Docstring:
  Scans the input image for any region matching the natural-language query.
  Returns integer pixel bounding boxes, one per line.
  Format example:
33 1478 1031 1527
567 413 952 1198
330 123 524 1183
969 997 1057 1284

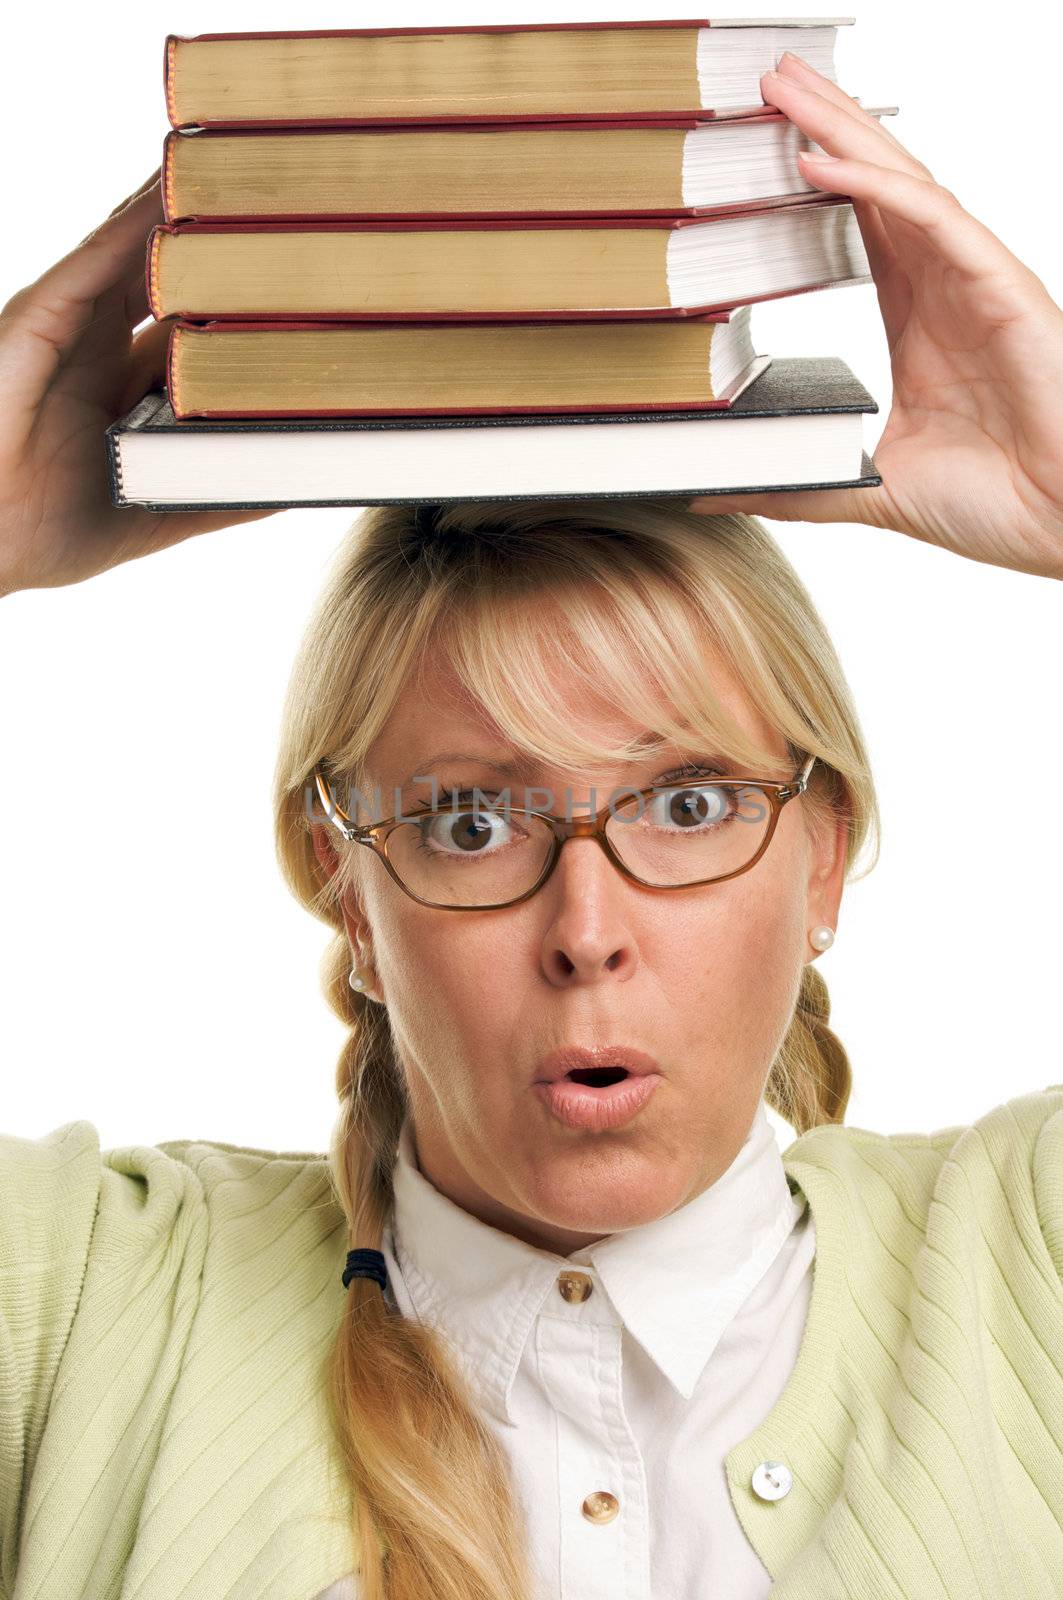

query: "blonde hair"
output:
272 497 880 1600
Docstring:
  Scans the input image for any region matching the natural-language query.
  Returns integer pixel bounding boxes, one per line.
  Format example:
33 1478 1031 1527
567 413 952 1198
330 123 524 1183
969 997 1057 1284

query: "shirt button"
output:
557 1269 594 1303
751 1460 792 1501
581 1491 620 1524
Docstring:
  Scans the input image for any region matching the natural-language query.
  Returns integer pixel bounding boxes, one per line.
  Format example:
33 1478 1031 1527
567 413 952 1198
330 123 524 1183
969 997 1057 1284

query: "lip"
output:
535 1044 663 1084
534 1074 661 1131
533 1044 663 1132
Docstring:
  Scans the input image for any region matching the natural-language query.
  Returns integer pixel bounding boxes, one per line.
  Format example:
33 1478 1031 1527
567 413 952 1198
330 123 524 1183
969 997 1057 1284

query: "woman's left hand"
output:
688 51 1063 581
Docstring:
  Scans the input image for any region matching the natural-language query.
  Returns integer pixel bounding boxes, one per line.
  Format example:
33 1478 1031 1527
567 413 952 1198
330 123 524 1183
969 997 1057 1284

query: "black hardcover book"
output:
107 355 880 512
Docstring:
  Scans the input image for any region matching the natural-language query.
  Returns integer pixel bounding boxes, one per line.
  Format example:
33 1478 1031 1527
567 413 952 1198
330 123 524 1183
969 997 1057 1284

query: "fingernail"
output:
765 66 813 94
799 150 841 163
780 50 811 71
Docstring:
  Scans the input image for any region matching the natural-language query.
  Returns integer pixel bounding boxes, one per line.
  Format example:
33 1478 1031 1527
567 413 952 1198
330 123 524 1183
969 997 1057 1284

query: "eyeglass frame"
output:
311 751 818 912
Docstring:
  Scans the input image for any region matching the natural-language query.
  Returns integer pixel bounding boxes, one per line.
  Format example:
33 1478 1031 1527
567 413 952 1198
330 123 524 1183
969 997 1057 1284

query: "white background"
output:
1 3 1061 1157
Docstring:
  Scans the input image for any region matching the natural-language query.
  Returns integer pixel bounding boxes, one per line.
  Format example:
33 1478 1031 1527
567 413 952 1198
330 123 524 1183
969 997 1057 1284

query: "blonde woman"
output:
2 54 1062 1600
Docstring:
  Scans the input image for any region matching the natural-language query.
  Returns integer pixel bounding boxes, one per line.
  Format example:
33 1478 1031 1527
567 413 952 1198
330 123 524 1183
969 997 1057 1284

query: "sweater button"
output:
751 1460 792 1501
557 1270 594 1303
581 1490 620 1523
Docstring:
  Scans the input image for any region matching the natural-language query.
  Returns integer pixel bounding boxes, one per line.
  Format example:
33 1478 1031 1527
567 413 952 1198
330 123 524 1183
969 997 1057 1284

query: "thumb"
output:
79 167 164 246
686 484 880 524
115 316 172 417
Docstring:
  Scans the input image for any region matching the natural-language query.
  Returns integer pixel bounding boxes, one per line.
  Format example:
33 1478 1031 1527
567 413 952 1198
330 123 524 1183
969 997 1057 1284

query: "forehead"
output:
365 650 782 783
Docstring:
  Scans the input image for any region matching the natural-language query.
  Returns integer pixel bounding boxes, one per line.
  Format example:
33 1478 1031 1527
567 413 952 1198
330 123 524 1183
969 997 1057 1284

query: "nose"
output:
538 833 639 986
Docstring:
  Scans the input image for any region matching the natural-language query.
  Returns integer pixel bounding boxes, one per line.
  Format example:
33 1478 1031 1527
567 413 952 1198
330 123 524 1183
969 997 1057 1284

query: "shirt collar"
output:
388 1100 804 1426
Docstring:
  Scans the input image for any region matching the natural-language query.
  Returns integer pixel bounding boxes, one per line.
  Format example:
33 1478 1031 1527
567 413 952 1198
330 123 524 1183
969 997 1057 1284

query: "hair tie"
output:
343 1247 389 1293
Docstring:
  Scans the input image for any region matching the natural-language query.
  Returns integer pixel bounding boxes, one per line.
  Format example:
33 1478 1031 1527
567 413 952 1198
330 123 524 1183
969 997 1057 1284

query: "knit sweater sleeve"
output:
0 1121 211 1600
0 1121 103 1598
1033 1086 1063 1285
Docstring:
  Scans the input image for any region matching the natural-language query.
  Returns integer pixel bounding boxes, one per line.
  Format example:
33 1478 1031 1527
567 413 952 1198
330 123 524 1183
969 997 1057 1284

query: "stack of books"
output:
108 18 892 511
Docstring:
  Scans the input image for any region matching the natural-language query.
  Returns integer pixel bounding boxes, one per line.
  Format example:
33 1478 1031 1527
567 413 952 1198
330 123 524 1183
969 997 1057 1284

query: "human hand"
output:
0 169 277 598
689 52 1063 581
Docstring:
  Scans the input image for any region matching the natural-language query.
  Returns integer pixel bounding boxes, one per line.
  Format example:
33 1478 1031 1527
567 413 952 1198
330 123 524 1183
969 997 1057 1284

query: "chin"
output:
528 1149 684 1233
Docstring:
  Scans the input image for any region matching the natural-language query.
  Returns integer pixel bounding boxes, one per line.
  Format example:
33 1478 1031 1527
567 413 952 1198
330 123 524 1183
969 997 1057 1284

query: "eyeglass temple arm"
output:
782 751 817 798
314 769 366 842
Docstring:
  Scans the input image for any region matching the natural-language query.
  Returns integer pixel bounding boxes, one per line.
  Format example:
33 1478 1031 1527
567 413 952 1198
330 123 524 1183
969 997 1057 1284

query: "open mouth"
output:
565 1066 631 1087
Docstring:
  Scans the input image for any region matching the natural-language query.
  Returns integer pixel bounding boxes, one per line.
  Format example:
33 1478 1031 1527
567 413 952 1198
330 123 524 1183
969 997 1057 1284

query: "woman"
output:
2 53 1062 1600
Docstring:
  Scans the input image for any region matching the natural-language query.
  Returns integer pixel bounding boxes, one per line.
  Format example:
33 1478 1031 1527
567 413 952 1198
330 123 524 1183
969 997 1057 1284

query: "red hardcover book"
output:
146 195 869 324
160 112 904 226
164 20 849 130
164 308 771 422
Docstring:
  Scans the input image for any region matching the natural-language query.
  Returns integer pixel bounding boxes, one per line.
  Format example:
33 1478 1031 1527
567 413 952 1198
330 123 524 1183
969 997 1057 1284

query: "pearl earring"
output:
809 925 835 952
349 968 368 992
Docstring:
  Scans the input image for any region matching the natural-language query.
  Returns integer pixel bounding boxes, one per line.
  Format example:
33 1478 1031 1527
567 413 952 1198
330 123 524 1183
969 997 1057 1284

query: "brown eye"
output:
434 811 500 853
647 785 733 830
417 808 520 856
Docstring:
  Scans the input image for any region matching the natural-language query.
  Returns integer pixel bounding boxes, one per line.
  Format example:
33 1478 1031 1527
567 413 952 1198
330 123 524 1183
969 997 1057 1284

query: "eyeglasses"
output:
311 752 817 912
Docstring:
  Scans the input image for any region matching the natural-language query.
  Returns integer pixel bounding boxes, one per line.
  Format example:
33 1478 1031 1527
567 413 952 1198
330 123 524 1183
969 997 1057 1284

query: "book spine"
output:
164 35 178 132
162 131 177 223
108 433 125 506
166 323 179 417
147 226 163 320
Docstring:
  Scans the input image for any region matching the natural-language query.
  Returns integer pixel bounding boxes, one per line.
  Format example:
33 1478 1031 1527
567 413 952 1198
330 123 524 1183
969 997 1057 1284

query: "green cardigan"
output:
3 1084 1063 1600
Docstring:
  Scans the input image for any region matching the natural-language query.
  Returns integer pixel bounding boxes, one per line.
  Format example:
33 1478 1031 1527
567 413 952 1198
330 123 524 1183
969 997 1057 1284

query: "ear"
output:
804 803 849 961
310 825 381 995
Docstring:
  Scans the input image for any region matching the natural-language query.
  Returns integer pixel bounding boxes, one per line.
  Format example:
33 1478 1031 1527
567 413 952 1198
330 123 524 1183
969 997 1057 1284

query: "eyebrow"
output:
400 752 539 787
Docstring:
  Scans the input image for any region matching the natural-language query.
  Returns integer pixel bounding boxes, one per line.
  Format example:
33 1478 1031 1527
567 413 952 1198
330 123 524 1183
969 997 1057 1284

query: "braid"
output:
766 963 852 1134
319 928 533 1600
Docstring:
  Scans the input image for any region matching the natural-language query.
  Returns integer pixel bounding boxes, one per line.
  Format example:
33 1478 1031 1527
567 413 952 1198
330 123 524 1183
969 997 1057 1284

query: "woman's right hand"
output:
0 169 278 598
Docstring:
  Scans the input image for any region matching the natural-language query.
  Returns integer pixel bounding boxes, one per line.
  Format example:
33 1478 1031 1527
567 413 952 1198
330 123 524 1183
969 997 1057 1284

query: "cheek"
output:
674 863 805 1062
376 903 507 1084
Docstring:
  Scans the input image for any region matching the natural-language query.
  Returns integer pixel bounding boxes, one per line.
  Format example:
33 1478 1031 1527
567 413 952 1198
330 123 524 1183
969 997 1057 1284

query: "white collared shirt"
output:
318 1097 815 1600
